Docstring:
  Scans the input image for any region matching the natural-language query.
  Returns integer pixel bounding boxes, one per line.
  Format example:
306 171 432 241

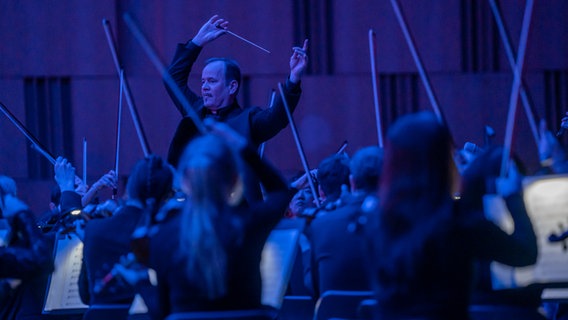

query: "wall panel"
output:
0 0 567 214
0 1 116 76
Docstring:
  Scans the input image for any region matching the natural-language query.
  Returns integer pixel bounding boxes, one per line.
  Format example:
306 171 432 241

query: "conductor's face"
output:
201 61 234 111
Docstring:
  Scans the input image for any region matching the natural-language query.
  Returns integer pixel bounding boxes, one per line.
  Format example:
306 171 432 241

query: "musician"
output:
126 121 295 318
461 146 545 313
0 176 54 319
308 146 383 299
365 111 537 320
286 169 318 218
315 153 351 209
283 154 351 297
165 14 308 201
76 155 173 305
538 119 568 174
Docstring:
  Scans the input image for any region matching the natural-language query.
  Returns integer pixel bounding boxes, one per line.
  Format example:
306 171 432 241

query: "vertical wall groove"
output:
293 0 333 75
461 0 499 72
24 76 73 179
379 73 420 127
545 70 568 141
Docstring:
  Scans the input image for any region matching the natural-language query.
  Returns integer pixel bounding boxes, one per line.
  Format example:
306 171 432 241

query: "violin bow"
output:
488 0 540 147
113 69 125 199
336 140 348 155
278 83 321 208
102 18 152 157
83 137 87 185
0 100 56 164
389 0 446 125
258 89 276 159
368 29 384 148
500 0 534 178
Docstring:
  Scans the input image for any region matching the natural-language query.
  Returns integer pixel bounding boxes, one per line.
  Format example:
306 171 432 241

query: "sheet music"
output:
541 288 568 302
260 228 300 309
43 234 89 313
485 175 568 289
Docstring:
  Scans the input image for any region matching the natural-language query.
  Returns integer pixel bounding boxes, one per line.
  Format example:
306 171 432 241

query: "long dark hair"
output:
126 155 174 207
177 134 240 299
374 111 456 294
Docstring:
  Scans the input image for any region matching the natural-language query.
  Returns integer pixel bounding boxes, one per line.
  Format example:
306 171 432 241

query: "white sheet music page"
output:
484 175 568 288
521 175 568 284
260 228 299 309
43 233 89 313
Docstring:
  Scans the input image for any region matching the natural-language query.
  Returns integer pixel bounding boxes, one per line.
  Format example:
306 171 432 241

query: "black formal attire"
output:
308 192 372 299
368 193 538 320
81 204 144 305
146 147 295 319
165 40 301 202
0 210 54 320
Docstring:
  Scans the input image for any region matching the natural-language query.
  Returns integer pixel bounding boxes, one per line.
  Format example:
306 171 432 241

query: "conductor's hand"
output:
192 15 229 47
290 39 309 83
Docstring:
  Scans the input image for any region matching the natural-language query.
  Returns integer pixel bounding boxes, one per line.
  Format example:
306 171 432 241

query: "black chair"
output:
278 295 315 320
312 290 374 320
164 309 277 320
82 304 130 320
357 298 377 320
469 304 547 320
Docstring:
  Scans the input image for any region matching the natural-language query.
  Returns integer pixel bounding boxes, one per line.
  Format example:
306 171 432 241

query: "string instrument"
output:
0 102 119 235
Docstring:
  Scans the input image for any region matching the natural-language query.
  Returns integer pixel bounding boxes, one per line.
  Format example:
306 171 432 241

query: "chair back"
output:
164 309 277 320
469 304 547 320
313 290 373 320
82 304 130 320
279 295 315 320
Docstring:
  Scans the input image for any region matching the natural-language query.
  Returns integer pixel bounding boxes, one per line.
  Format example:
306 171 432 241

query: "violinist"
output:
73 155 173 305
287 154 351 297
114 121 295 318
0 175 54 319
308 146 383 299
286 169 318 219
365 111 537 320
38 160 118 234
314 153 351 209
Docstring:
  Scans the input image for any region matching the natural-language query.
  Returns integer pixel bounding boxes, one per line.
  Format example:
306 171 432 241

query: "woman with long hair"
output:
367 111 537 320
147 122 294 317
